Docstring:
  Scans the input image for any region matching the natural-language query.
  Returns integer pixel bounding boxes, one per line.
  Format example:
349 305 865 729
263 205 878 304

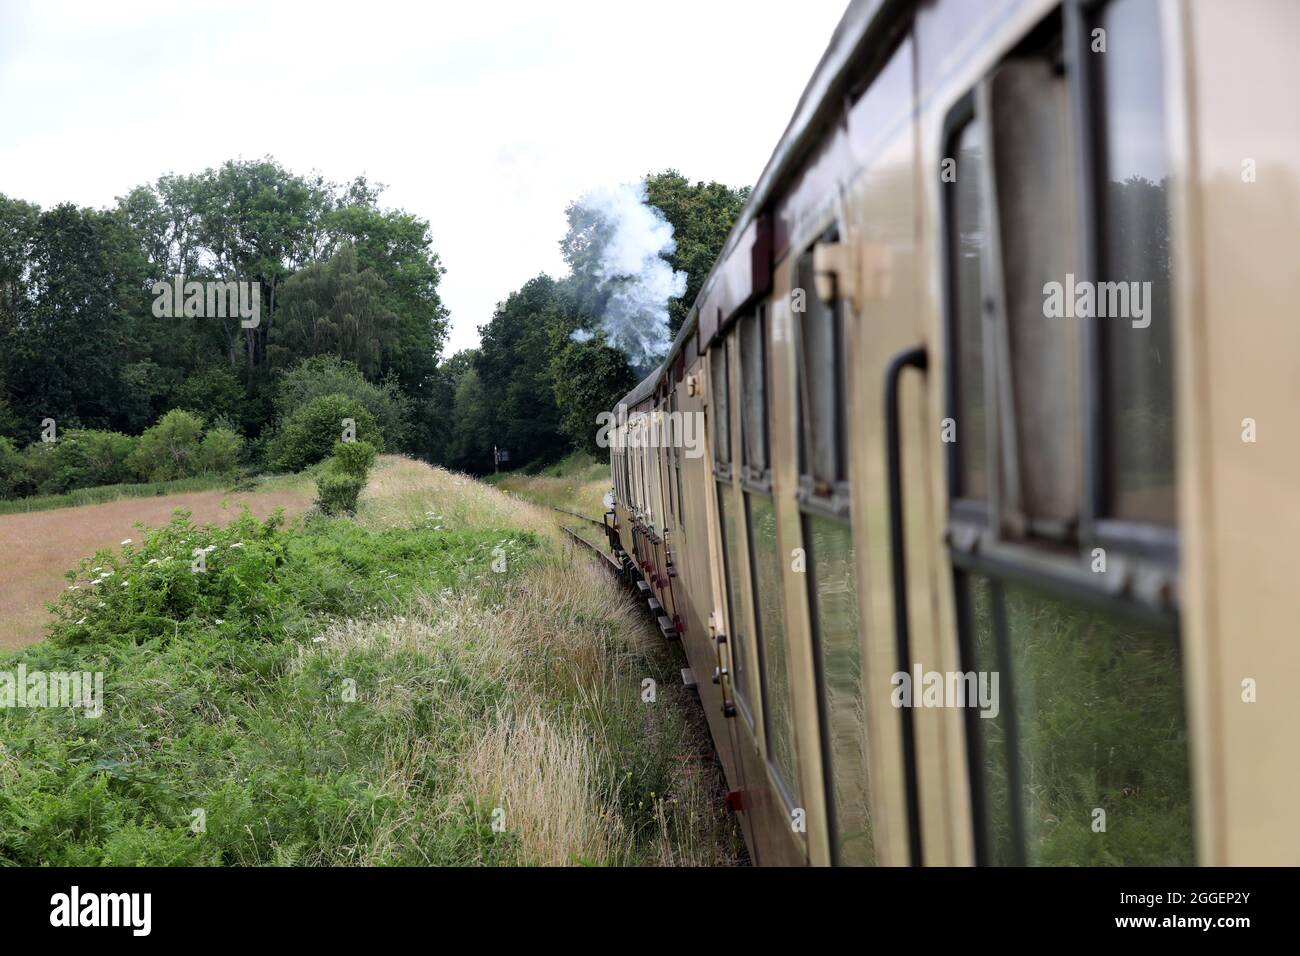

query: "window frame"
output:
940 0 1187 866
1067 0 1180 564
793 227 872 864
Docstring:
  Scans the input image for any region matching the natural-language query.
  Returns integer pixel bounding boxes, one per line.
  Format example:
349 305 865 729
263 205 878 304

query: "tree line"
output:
441 171 747 473
0 159 746 487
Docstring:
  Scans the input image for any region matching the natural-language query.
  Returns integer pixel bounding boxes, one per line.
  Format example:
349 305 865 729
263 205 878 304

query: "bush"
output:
16 441 58 496
273 355 412 450
127 409 205 482
0 437 21 498
45 429 137 493
315 440 377 515
198 427 244 475
315 469 367 516
269 394 383 473
331 440 376 478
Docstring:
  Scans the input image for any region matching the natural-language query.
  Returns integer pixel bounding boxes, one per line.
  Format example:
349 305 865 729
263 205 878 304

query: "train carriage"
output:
608 0 1300 865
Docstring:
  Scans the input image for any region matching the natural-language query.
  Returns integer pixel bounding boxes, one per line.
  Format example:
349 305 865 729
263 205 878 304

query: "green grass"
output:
969 578 1194 866
0 457 740 866
0 472 306 516
485 451 610 519
0 507 540 865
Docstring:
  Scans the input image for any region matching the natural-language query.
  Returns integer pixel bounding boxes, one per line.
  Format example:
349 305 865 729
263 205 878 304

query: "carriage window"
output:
740 309 769 483
794 236 871 862
671 390 685 527
663 401 676 523
795 243 844 496
748 494 800 806
805 513 873 864
943 0 1189 866
963 574 1193 865
711 344 730 467
718 485 752 715
1093 0 1175 526
949 117 989 502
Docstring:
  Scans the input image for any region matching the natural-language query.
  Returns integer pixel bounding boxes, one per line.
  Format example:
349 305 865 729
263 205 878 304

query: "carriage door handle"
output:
884 344 927 867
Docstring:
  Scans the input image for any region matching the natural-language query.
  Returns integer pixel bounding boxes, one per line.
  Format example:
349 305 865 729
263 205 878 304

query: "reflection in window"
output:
718 485 752 713
951 119 988 499
966 575 1193 865
1095 0 1175 525
806 514 873 865
740 311 768 480
711 345 729 465
748 494 799 804
795 248 844 493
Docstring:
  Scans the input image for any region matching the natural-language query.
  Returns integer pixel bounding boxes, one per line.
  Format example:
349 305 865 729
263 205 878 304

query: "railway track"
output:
547 506 623 572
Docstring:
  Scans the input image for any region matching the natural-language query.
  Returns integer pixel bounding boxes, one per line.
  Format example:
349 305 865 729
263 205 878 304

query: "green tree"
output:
447 368 494 473
268 394 383 472
0 436 21 498
171 365 248 431
474 275 570 469
46 429 137 492
323 196 449 400
642 171 749 338
273 355 411 451
268 244 399 378
550 334 636 456
127 409 206 481
422 349 477 465
197 427 244 475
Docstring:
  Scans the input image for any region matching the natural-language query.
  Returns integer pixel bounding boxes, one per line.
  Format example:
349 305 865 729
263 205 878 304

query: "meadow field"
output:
0 455 740 866
0 475 314 648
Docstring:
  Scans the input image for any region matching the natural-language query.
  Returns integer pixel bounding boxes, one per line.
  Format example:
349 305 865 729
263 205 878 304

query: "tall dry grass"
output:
303 454 741 866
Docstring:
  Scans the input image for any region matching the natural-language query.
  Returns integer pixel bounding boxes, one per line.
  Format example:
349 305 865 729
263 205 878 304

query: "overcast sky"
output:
0 0 848 356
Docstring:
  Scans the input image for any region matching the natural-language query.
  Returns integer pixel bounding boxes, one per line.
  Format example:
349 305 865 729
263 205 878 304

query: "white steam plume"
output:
568 182 686 374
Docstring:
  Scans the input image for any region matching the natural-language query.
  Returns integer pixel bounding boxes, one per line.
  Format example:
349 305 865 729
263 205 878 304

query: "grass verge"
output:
0 472 306 516
484 451 610 520
0 455 740 866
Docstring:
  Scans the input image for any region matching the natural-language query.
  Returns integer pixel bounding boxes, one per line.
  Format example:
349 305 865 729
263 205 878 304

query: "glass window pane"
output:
711 344 729 465
966 575 1194 865
952 119 989 499
747 493 799 803
796 251 841 492
806 513 873 865
1095 0 1176 525
717 483 752 712
740 312 768 476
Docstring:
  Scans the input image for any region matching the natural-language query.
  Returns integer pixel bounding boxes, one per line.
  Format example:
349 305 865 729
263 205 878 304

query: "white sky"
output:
0 0 848 356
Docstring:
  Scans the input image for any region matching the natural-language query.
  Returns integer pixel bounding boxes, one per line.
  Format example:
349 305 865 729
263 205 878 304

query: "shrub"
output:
16 440 58 496
315 440 377 515
273 355 412 450
46 429 137 493
198 427 244 475
331 440 376 478
127 409 205 482
269 394 382 472
0 436 21 498
315 469 367 516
